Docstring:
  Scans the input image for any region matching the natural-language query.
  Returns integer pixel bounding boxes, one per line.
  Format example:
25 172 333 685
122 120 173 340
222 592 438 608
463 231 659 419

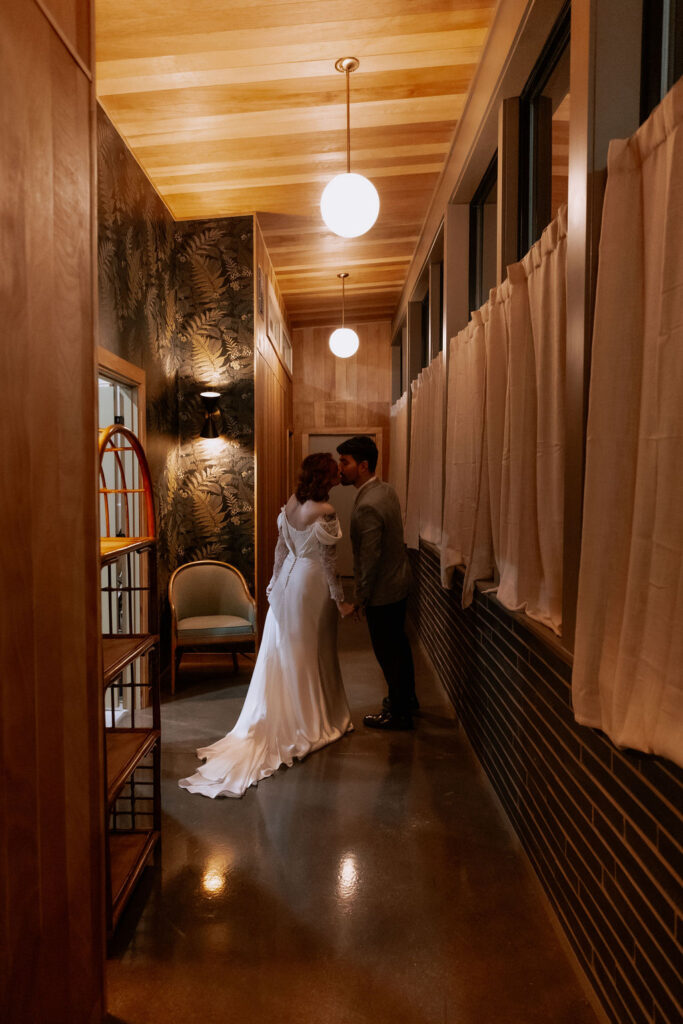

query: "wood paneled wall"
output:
291 320 393 470
254 218 293 633
0 0 105 1021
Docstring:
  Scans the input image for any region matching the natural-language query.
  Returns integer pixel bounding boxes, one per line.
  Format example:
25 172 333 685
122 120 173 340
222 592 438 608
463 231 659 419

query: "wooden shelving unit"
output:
99 424 161 937
103 634 158 687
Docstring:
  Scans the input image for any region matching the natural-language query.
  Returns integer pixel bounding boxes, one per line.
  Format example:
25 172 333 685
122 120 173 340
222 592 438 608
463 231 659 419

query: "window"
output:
391 331 404 403
641 0 683 121
469 153 498 312
421 292 430 368
518 2 571 254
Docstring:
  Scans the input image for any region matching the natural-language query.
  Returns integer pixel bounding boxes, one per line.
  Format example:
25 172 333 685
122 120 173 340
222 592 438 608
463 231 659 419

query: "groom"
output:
337 435 418 730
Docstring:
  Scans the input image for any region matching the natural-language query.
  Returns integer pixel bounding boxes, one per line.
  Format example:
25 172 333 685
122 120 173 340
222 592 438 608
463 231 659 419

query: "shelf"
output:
106 728 160 806
100 536 155 564
109 830 160 929
100 426 160 936
102 634 158 686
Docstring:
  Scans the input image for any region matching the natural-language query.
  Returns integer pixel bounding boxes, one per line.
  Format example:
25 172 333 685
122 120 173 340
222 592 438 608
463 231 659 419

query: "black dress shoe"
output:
363 710 414 730
383 695 420 712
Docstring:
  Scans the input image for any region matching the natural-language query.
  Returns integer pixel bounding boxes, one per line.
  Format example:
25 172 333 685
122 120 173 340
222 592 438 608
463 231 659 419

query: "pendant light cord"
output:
342 276 346 327
346 68 351 174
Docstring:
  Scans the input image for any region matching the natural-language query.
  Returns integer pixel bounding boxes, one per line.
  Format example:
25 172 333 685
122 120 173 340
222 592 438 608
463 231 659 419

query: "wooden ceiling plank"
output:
97 46 485 97
147 142 451 182
137 121 455 168
98 0 493 39
159 162 444 196
102 65 478 120
96 10 494 61
122 95 468 147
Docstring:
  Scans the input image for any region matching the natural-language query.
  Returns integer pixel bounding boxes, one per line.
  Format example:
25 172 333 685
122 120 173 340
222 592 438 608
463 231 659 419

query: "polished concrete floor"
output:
107 616 600 1024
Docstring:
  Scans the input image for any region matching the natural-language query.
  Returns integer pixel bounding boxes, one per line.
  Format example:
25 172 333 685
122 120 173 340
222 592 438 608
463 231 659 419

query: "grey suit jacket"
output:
350 478 412 608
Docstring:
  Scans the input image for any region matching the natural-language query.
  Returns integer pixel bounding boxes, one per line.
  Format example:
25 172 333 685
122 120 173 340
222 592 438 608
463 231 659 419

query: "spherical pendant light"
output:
321 173 380 238
320 58 380 239
329 326 359 358
329 273 359 358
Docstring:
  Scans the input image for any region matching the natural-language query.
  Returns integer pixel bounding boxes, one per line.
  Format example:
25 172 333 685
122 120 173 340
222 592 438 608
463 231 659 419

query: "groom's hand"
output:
352 604 364 621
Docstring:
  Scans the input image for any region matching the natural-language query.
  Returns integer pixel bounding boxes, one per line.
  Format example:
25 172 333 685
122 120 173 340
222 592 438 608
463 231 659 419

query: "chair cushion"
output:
177 614 255 638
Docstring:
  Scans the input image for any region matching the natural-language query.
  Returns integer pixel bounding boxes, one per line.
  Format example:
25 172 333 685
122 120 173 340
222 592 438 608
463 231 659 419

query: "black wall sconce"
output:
200 391 222 438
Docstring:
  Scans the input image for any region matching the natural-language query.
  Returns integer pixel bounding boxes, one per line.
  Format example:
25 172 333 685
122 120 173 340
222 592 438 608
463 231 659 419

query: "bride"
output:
179 452 354 799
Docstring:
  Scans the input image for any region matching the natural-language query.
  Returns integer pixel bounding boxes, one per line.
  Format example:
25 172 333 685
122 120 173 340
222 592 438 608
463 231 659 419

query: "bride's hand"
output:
337 601 355 618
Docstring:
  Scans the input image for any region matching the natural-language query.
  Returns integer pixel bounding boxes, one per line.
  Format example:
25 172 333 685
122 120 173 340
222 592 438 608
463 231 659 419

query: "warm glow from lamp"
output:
329 327 359 358
321 173 380 238
202 868 225 895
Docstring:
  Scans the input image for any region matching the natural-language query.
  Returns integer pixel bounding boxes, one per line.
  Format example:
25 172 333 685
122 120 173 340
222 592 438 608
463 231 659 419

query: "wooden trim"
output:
32 0 92 80
97 346 147 449
301 427 384 479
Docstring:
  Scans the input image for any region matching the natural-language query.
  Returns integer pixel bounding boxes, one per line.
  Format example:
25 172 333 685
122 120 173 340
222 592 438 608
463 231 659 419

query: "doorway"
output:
303 429 383 577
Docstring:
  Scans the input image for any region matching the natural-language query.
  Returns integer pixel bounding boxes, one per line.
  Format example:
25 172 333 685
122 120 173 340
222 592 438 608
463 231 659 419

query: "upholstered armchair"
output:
168 560 256 694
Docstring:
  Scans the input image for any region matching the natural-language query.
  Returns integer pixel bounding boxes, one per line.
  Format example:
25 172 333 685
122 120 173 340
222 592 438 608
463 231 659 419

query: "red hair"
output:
295 452 335 503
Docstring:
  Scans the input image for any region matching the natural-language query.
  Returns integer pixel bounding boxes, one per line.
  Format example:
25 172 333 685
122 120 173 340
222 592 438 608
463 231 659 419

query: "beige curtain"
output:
441 208 567 624
405 353 444 548
389 391 409 520
421 355 445 544
496 209 567 634
441 311 494 597
573 79 683 765
484 284 509 574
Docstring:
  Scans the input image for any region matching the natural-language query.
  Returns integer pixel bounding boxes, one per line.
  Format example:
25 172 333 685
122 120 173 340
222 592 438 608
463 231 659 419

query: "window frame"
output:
468 152 498 313
517 1 571 256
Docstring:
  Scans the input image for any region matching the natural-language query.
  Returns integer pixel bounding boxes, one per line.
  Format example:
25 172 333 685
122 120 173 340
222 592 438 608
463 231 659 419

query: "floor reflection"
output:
107 623 599 1024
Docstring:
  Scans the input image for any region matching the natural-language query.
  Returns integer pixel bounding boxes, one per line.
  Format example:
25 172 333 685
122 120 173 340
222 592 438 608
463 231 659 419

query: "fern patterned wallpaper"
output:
97 107 255 609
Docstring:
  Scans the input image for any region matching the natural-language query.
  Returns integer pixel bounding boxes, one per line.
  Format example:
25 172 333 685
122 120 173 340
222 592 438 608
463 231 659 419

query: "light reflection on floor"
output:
106 619 599 1024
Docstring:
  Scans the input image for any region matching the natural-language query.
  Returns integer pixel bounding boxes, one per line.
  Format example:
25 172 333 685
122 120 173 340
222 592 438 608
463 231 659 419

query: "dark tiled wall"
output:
409 545 683 1024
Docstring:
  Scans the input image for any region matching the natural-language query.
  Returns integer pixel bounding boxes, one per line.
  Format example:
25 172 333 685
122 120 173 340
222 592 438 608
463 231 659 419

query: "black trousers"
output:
365 598 416 715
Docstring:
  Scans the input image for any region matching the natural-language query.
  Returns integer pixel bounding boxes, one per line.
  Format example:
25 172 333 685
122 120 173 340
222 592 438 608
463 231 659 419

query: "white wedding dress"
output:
178 507 353 798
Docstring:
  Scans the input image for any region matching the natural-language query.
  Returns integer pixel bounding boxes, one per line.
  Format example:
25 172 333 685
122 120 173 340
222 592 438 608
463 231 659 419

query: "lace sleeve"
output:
318 539 345 604
313 513 344 603
266 527 289 597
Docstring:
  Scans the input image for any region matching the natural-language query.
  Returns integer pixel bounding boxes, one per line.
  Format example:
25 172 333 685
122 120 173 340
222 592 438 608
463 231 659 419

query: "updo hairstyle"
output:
295 452 336 503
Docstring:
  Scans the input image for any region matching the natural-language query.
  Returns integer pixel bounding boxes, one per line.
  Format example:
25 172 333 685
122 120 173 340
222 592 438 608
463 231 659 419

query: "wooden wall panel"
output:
0 1 104 1021
254 217 293 634
36 0 92 73
292 320 392 471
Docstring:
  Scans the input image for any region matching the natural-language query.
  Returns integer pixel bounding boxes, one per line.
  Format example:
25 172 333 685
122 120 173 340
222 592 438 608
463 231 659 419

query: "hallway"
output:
107 622 600 1024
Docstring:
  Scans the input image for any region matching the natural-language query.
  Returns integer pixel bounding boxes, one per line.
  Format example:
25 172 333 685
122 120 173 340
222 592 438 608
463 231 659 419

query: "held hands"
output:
337 601 356 618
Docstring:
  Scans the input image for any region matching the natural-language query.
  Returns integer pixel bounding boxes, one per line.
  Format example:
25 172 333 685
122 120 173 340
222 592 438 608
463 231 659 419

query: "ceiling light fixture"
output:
329 273 359 358
320 57 380 238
